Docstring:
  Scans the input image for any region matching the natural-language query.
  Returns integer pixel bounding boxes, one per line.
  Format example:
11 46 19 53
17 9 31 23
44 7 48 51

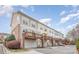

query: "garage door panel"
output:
24 40 37 48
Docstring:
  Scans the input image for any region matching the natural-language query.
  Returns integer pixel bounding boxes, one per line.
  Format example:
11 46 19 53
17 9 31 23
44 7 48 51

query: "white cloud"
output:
60 15 70 23
20 9 26 14
65 23 78 35
21 5 35 12
56 28 66 35
68 5 79 13
60 11 66 16
67 25 73 29
0 5 13 17
60 12 79 23
21 5 30 8
71 5 79 8
66 24 76 29
60 5 79 24
31 6 35 12
39 18 53 27
57 23 77 35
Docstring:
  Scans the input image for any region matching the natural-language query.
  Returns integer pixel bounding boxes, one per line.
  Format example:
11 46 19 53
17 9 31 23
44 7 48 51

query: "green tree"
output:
5 34 16 41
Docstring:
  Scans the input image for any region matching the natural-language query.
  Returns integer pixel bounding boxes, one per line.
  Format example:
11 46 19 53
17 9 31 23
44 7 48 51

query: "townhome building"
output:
11 11 64 48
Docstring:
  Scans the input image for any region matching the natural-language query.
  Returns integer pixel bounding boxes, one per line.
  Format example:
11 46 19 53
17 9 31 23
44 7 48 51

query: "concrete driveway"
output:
33 45 76 54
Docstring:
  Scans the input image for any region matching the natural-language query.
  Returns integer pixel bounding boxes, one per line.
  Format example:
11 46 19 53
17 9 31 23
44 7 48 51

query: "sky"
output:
0 5 79 36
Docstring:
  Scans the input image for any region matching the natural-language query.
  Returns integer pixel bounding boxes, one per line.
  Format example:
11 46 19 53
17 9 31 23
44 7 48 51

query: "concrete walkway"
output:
0 44 10 54
10 49 42 54
0 44 42 54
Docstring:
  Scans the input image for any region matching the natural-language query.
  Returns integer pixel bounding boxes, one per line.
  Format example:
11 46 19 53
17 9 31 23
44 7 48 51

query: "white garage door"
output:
24 40 37 48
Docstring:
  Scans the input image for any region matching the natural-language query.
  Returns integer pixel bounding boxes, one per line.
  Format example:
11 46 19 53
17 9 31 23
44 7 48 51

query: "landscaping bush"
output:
76 38 79 49
5 34 16 41
6 40 20 49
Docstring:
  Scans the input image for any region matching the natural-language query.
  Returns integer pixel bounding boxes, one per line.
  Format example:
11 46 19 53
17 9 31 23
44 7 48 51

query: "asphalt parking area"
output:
33 45 76 54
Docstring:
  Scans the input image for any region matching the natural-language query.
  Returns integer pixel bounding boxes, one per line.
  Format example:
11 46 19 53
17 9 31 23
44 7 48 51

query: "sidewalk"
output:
10 49 42 54
0 44 42 54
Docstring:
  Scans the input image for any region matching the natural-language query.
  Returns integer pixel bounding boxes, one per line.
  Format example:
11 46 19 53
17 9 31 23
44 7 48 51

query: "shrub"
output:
76 38 79 49
6 40 20 49
5 34 16 41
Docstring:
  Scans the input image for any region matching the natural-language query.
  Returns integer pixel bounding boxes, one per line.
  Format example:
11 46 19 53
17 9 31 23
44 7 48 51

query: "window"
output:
52 32 53 34
23 20 28 25
17 16 20 24
17 16 20 21
32 24 35 28
40 27 43 30
55 32 58 36
49 30 51 33
25 22 28 25
45 29 47 31
23 20 25 24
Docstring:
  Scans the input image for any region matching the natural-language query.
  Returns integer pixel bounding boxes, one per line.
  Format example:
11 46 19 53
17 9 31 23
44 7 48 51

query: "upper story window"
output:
52 32 53 34
45 29 47 32
55 32 58 36
25 22 28 25
23 20 25 24
17 16 20 24
40 27 43 30
49 30 51 33
23 20 28 25
17 16 20 21
31 24 35 28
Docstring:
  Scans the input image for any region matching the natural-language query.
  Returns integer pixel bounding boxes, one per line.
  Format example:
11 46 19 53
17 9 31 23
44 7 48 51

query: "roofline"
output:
12 11 64 35
0 33 10 35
